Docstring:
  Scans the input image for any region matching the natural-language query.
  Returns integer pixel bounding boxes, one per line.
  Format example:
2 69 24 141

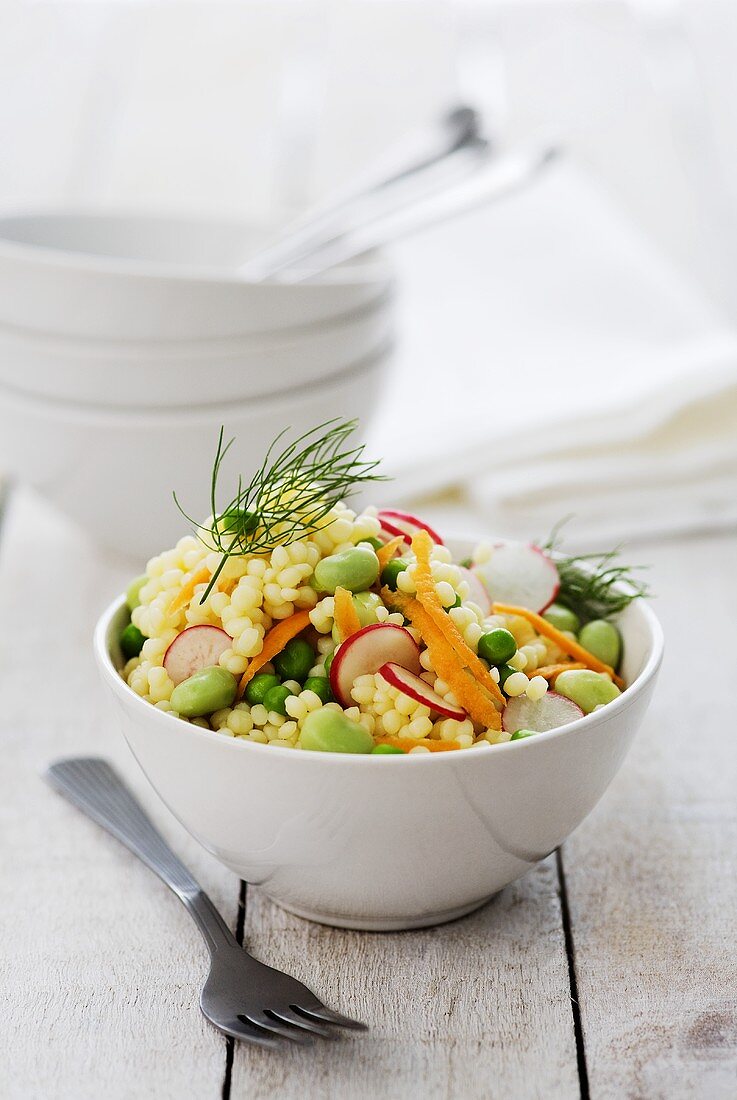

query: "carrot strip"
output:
492 603 625 689
333 586 362 643
385 588 502 731
376 535 404 572
376 736 461 753
533 663 587 683
411 531 505 706
237 609 312 696
168 566 210 615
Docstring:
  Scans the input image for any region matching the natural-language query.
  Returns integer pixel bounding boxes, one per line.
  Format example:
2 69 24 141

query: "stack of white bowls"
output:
0 213 393 559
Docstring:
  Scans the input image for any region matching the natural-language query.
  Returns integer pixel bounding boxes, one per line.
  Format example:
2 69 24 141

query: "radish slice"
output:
460 566 492 614
473 543 559 613
329 623 421 708
377 509 444 546
378 662 466 720
502 691 584 734
163 625 232 685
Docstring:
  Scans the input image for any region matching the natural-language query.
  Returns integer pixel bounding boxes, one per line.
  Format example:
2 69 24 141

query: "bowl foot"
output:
264 894 496 931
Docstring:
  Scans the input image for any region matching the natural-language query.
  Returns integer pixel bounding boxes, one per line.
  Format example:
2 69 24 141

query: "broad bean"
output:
314 546 379 594
578 619 621 669
555 669 621 714
300 708 374 753
170 666 238 718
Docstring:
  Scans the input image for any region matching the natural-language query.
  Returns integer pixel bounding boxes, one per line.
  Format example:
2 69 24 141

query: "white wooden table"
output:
2 487 736 1099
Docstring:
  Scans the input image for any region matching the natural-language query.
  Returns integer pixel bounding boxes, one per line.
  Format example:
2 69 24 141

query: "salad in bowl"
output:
97 420 661 928
117 420 645 756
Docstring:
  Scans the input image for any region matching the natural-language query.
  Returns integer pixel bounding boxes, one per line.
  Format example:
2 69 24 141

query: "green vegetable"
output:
171 667 238 718
364 537 384 551
477 628 517 666
324 650 335 677
245 672 280 706
332 591 383 642
510 729 536 741
578 619 621 669
300 709 374 754
381 559 408 590
120 623 146 660
497 664 516 690
543 603 580 634
303 676 332 703
262 684 293 716
174 420 387 603
555 669 621 714
314 545 379 594
126 575 147 612
447 593 462 610
273 637 314 682
539 521 650 623
372 744 406 754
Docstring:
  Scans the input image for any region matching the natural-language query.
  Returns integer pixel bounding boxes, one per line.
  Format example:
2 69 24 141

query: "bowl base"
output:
265 893 496 931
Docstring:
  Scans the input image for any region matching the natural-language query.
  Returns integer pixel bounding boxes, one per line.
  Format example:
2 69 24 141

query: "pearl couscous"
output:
117 422 632 754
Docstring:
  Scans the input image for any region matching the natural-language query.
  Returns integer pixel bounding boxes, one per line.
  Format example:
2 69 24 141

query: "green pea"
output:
380 559 408 590
578 619 621 669
273 638 314 682
372 744 406 754
263 684 293 716
324 650 335 677
313 546 380 595
303 676 332 703
126 574 148 612
543 603 580 634
555 669 621 714
497 664 516 690
510 729 537 741
120 623 146 660
447 594 462 610
364 537 384 551
300 709 374 754
245 673 280 706
171 667 238 718
219 509 258 535
477 628 517 666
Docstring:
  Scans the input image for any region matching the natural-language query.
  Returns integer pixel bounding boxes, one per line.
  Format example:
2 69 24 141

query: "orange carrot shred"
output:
534 662 587 683
237 609 312 696
411 531 505 706
376 736 462 753
385 588 502 731
492 603 625 689
376 535 405 572
333 586 362 643
168 566 210 615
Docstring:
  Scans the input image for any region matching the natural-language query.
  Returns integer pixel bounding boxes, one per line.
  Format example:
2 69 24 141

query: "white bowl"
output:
0 211 392 341
0 349 388 558
0 291 394 406
95 537 663 930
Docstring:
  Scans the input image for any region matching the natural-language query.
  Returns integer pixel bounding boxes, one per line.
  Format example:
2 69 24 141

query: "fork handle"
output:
45 757 238 956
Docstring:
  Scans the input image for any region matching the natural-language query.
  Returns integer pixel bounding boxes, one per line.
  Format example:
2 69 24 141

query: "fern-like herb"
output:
538 518 651 623
174 419 387 602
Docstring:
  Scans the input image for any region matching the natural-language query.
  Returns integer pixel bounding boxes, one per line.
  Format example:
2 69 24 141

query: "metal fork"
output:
45 757 366 1048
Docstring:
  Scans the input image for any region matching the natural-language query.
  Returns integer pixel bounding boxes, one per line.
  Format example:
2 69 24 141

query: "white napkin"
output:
366 160 737 546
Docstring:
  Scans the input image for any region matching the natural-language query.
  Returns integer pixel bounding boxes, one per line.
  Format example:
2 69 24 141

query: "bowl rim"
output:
95 537 664 766
0 208 393 289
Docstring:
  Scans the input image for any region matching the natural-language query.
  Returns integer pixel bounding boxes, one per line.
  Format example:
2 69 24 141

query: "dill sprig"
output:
174 419 387 602
538 518 651 623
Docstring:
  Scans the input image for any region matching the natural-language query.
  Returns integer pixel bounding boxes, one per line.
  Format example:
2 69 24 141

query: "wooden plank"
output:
563 531 737 1099
231 859 580 1099
0 489 238 1099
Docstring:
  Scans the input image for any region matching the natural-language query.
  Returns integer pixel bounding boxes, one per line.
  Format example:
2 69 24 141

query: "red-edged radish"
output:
164 625 232 685
377 509 444 546
473 543 559 613
459 566 492 614
329 623 421 708
378 662 467 720
502 691 583 734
